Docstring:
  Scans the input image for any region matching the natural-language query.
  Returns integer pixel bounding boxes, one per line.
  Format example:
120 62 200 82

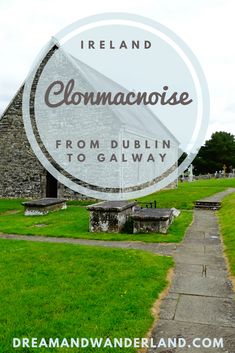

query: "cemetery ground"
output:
0 178 235 352
0 239 173 353
0 178 235 243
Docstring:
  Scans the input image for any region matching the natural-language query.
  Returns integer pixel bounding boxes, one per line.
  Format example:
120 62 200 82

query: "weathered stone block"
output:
87 201 137 233
132 208 174 234
22 198 67 216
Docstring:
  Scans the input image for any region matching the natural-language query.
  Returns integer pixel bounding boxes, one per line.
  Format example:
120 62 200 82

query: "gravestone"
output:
22 198 67 216
188 164 194 182
194 200 221 210
87 201 137 233
131 208 174 234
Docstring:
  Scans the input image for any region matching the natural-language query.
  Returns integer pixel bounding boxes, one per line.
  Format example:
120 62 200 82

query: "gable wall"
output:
0 87 45 198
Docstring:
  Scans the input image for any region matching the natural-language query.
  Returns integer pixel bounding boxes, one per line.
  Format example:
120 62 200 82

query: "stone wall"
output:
0 86 45 198
0 85 92 199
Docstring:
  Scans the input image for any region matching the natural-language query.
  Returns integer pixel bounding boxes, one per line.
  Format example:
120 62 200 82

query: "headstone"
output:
87 201 137 233
188 164 194 182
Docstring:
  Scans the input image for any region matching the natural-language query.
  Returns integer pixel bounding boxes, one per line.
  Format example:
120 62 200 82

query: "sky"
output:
0 0 235 141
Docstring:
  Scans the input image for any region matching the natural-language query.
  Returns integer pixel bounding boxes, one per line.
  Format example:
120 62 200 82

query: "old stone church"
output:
0 41 178 199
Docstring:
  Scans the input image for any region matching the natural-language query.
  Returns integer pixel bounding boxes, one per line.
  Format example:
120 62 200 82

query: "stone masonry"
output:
0 86 83 199
0 87 44 198
0 42 177 199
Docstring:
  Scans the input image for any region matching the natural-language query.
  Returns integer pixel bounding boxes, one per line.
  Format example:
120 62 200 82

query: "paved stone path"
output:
149 188 235 353
0 232 177 255
0 188 234 352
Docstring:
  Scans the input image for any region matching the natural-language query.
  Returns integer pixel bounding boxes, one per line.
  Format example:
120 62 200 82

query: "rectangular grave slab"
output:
132 208 174 234
22 198 67 216
194 200 221 210
87 201 137 233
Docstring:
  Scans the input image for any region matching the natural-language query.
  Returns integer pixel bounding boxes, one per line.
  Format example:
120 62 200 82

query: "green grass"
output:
0 198 24 213
1 178 234 243
0 201 192 243
218 192 235 277
138 178 235 209
69 178 235 210
0 239 173 353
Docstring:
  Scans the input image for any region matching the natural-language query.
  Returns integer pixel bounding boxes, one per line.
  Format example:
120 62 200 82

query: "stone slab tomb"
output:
87 201 137 233
22 198 67 216
194 200 221 210
132 208 174 234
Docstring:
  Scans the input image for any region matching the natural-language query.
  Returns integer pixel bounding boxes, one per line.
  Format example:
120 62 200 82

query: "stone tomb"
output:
22 198 67 216
132 208 174 234
194 200 221 210
87 201 137 233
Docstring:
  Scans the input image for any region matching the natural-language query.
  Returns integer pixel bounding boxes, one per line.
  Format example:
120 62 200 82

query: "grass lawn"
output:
139 178 235 209
68 178 235 210
0 239 173 353
0 178 234 243
0 200 192 243
218 192 235 279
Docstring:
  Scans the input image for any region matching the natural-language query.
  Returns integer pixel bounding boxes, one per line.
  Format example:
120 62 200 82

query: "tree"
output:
193 131 235 175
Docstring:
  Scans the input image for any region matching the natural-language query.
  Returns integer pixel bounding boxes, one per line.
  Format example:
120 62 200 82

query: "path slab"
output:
173 253 226 266
175 263 228 276
170 274 233 298
175 295 235 327
149 320 235 353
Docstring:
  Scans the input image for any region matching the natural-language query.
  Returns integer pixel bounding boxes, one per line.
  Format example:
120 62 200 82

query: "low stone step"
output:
194 200 221 210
